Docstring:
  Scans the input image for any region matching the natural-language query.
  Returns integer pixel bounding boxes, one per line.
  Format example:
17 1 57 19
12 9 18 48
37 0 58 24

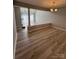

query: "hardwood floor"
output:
15 27 66 59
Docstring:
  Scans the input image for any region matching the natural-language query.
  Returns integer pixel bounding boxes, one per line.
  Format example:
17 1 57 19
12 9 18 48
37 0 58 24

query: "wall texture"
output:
35 7 66 28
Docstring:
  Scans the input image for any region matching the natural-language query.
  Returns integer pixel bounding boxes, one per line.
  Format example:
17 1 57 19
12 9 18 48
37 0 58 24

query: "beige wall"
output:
35 7 66 28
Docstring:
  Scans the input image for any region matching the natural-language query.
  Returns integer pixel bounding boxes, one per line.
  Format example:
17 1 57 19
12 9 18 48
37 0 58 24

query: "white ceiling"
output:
16 0 66 8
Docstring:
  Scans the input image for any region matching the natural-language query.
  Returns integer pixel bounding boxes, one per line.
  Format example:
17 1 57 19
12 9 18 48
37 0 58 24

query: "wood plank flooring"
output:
15 27 66 59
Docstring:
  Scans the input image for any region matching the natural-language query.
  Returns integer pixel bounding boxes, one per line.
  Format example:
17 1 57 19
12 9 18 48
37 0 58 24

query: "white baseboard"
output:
52 25 66 31
17 27 22 31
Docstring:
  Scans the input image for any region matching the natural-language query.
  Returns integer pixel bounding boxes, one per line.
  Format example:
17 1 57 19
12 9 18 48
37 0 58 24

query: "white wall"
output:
35 7 66 28
14 7 22 30
13 8 17 59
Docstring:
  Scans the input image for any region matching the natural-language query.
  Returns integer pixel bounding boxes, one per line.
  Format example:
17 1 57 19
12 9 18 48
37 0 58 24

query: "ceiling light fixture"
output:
50 9 54 12
50 1 58 12
54 8 58 12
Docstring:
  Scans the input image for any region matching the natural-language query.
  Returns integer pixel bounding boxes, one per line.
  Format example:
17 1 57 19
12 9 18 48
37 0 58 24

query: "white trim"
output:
52 24 66 31
13 8 17 59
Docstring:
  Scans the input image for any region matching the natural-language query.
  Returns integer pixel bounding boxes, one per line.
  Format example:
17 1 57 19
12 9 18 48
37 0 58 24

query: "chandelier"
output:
50 1 58 12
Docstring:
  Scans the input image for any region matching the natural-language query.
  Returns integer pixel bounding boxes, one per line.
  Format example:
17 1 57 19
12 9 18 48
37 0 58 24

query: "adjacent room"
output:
13 0 66 59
